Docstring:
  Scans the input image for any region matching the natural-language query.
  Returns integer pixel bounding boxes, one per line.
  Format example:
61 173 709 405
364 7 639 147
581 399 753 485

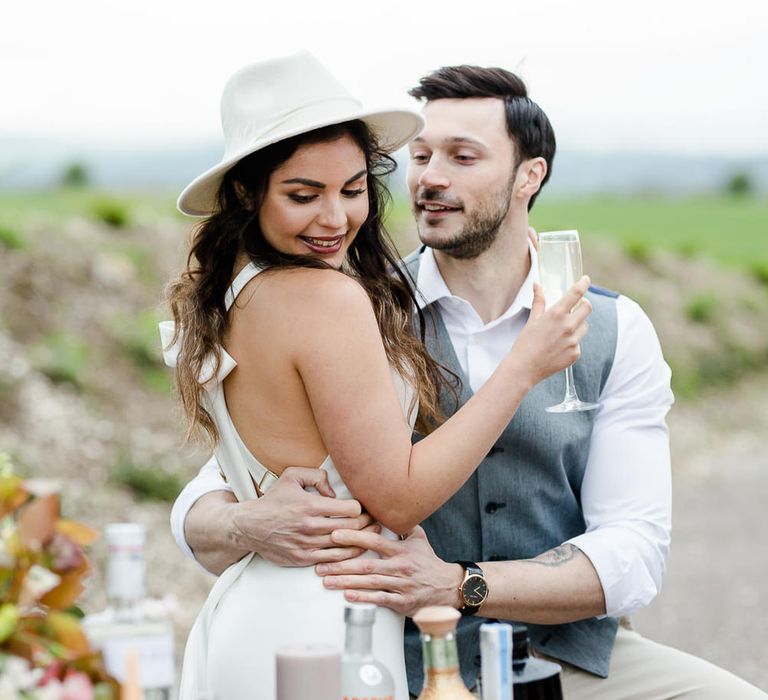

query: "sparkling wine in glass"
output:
537 230 600 413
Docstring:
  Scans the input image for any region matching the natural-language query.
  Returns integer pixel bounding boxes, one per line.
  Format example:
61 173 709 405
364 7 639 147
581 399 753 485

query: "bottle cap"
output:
512 623 530 646
106 523 146 549
480 622 513 645
344 602 376 625
412 606 460 636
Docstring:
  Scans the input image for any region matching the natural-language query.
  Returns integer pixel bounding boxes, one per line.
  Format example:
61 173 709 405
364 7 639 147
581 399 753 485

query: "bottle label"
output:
100 631 175 688
423 637 459 670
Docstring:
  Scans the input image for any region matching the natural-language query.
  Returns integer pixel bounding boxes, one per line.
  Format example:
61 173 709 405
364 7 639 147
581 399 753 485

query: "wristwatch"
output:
454 561 488 616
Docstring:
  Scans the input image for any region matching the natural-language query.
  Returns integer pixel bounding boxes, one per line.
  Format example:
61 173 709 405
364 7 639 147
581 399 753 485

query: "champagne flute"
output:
537 230 600 413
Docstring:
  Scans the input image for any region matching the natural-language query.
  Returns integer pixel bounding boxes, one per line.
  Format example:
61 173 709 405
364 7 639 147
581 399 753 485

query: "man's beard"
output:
415 179 514 260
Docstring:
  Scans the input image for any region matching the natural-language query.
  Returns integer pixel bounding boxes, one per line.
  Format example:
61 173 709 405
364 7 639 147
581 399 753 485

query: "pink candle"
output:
276 644 341 700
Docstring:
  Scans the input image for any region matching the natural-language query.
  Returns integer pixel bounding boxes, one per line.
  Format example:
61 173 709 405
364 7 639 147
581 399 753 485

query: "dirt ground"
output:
634 373 768 692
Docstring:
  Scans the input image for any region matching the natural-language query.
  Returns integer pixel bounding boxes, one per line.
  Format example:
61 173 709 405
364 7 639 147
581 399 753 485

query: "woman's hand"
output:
510 275 592 387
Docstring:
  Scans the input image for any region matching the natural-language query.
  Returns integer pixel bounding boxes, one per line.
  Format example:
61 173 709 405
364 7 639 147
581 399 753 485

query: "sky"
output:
1 0 767 156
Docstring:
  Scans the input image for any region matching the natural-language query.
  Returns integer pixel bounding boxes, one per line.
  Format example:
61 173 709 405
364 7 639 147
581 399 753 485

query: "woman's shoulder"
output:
235 266 372 322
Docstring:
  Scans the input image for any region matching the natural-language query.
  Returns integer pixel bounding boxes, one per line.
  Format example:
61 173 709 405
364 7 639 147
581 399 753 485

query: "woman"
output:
162 52 591 699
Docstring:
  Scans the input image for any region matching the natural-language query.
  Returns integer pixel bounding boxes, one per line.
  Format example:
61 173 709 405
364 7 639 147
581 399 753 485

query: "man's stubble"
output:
415 176 515 260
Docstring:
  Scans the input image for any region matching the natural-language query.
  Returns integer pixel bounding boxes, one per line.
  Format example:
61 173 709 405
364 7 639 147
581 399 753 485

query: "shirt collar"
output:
414 240 538 319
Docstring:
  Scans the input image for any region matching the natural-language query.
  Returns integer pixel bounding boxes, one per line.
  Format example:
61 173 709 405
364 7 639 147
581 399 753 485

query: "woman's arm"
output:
249 269 590 535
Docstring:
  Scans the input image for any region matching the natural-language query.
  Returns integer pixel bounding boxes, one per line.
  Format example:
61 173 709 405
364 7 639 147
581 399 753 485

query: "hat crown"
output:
178 51 423 216
220 52 362 160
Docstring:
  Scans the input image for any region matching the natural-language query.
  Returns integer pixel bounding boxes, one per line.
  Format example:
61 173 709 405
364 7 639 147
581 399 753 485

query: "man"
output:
171 65 766 698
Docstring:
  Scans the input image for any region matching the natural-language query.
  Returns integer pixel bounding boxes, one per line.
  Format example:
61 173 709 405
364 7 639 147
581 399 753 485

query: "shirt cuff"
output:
170 467 234 573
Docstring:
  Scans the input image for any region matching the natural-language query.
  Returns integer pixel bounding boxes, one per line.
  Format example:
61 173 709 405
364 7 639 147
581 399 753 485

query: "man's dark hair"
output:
409 65 556 210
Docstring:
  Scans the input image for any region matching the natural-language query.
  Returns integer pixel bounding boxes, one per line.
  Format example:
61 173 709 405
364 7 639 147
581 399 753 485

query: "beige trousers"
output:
551 624 767 700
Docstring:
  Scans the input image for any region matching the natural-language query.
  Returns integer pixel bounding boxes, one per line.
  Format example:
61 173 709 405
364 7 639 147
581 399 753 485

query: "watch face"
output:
462 574 488 606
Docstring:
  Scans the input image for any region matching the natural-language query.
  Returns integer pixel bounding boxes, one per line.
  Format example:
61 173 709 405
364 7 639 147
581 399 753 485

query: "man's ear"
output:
515 157 547 201
233 181 255 210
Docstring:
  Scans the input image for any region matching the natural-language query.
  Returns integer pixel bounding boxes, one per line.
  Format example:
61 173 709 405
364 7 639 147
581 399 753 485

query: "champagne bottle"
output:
510 624 563 700
83 523 175 700
341 603 395 700
413 606 475 700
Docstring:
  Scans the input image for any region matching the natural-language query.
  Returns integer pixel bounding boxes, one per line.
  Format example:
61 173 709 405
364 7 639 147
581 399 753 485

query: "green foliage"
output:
752 262 768 286
91 198 130 228
622 238 652 265
670 344 768 398
685 294 719 324
29 333 90 389
724 171 753 197
0 226 25 250
112 462 182 502
60 162 90 189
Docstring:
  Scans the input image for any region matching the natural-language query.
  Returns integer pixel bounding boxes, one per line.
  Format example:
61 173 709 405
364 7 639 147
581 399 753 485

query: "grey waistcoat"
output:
400 251 620 695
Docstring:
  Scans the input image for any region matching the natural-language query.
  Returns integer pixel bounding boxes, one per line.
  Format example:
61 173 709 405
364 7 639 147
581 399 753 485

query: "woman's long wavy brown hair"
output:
166 120 450 446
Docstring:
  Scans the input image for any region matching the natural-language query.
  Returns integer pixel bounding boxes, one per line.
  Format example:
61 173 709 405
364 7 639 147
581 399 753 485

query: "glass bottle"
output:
341 603 395 700
82 523 175 700
414 606 475 700
510 624 563 700
479 622 513 700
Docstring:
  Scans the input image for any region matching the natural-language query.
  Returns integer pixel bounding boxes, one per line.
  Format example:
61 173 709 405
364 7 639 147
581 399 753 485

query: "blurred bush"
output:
685 294 719 324
59 162 90 189
28 332 90 389
90 197 131 228
112 461 182 502
724 171 753 197
752 263 768 287
622 238 652 265
0 225 25 250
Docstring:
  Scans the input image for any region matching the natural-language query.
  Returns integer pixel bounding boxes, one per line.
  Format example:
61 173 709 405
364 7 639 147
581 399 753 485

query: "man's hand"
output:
185 467 378 574
315 526 463 617
231 467 379 567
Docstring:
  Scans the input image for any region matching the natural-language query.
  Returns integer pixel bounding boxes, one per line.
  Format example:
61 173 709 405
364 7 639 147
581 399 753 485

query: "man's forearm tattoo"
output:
527 543 581 567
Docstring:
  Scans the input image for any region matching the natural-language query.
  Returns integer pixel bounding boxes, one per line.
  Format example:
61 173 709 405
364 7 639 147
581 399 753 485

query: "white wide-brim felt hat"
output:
178 51 425 217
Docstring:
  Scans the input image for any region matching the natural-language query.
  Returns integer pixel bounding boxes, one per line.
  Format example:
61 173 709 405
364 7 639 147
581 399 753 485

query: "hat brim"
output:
177 107 424 217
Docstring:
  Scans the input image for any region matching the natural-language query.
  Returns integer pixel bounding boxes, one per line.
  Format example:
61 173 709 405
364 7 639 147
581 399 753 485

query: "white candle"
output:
276 644 341 700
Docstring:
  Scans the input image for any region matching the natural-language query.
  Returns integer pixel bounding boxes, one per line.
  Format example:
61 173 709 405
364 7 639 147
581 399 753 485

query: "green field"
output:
387 193 768 272
0 189 181 231
531 195 768 270
2 189 766 272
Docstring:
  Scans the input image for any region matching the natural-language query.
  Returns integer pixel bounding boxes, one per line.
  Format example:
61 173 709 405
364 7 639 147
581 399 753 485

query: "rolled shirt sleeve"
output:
566 295 674 617
170 455 233 568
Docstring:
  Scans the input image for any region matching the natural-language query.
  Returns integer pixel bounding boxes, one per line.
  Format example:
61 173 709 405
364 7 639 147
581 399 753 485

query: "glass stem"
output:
563 366 579 403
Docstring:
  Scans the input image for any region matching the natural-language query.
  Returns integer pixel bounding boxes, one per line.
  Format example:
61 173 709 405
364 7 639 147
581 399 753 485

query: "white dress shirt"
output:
171 244 674 617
